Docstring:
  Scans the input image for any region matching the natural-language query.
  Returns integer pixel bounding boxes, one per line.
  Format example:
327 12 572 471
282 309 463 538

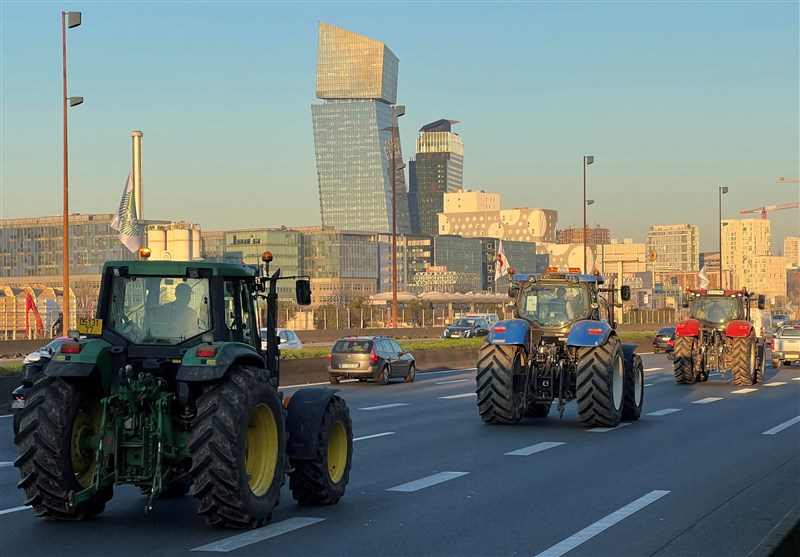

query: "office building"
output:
312 22 410 235
646 224 700 273
408 120 464 235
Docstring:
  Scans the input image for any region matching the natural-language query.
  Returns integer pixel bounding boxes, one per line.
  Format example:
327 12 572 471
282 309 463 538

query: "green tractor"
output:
14 251 353 529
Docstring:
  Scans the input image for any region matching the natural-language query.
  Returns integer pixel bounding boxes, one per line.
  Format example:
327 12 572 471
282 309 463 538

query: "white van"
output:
466 313 500 325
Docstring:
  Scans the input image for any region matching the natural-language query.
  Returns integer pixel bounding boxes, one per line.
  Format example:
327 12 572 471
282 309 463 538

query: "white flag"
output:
495 240 511 281
110 173 143 253
698 265 709 289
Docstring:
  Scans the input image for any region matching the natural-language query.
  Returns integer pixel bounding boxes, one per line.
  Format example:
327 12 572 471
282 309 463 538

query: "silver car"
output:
260 328 303 350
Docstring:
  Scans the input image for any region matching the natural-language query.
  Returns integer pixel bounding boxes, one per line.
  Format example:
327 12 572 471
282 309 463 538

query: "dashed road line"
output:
191 517 324 552
732 388 758 394
763 416 800 436
646 408 681 416
354 432 395 442
0 505 29 516
763 382 787 387
792 378 800 382
439 393 476 400
387 471 469 492
436 379 469 385
506 442 565 456
644 367 662 372
692 397 723 404
359 403 410 411
587 423 631 433
0 462 14 468
533 490 670 557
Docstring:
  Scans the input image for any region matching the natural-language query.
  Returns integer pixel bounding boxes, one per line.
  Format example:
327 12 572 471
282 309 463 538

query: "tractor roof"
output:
103 260 258 278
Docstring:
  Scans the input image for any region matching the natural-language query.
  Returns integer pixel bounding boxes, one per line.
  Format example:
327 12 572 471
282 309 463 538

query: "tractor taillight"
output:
196 346 217 358
60 343 82 354
771 339 775 350
588 328 603 335
493 326 506 333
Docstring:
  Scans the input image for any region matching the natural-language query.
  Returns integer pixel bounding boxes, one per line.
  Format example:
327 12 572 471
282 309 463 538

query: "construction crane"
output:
740 202 800 219
776 177 799 183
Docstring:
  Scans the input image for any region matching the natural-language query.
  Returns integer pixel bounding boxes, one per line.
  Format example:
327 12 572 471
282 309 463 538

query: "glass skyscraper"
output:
408 120 463 236
312 22 410 235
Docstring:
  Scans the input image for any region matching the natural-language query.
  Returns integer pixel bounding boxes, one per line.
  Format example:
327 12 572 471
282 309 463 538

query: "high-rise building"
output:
646 224 700 273
312 22 410 235
723 218 786 298
408 120 463 235
784 236 799 267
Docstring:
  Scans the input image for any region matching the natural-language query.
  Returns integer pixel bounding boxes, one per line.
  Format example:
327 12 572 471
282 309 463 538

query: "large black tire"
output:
14 376 112 521
622 353 644 421
289 395 353 505
673 336 696 384
575 336 624 428
476 343 524 424
191 365 286 529
731 335 757 386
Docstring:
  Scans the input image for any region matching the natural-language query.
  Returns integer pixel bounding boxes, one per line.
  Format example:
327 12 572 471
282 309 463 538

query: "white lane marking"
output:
732 388 758 394
359 403 410 411
192 517 324 552
792 378 800 381
0 505 29 516
0 462 14 468
353 432 395 442
506 442 565 456
692 397 723 404
763 416 800 435
0 415 12 420
439 393 477 400
387 471 468 492
436 379 469 385
646 408 682 416
644 367 662 372
763 382 787 387
533 490 670 557
587 423 631 433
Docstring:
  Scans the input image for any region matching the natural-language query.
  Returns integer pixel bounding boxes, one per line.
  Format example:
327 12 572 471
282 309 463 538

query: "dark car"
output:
327 336 415 385
665 332 676 360
652 326 676 353
11 336 71 435
772 314 791 328
442 317 491 339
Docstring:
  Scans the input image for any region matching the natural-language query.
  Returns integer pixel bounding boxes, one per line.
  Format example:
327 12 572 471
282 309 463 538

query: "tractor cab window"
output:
519 284 592 327
108 276 211 344
693 297 741 324
224 280 257 344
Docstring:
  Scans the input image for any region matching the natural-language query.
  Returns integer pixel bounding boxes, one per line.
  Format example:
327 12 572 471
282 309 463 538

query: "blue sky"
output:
1 1 798 254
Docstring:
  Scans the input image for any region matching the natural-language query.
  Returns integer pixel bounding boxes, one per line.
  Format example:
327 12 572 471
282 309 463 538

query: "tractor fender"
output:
676 318 701 337
567 320 613 347
46 338 112 379
486 318 530 347
177 342 265 382
285 387 340 460
726 319 754 338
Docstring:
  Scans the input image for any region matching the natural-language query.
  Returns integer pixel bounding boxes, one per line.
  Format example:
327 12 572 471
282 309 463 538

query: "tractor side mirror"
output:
295 279 312 306
620 285 631 301
682 299 690 308
757 295 766 310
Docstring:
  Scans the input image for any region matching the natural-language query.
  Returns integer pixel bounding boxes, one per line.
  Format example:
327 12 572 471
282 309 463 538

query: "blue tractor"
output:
476 267 643 427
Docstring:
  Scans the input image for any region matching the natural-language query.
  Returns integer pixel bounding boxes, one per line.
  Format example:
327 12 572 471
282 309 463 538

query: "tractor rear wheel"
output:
289 395 353 505
15 376 112 521
731 335 757 386
622 353 644 421
476 343 524 424
673 336 696 384
191 365 286 529
576 336 624 427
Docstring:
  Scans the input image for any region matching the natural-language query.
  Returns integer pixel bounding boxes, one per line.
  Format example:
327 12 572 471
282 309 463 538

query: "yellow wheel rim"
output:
71 399 101 488
327 421 348 483
246 403 278 496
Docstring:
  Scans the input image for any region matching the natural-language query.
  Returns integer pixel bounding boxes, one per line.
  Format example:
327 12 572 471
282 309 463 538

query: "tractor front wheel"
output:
191 365 286 529
476 343 524 424
576 336 624 428
289 395 353 505
14 376 111 521
621 353 644 421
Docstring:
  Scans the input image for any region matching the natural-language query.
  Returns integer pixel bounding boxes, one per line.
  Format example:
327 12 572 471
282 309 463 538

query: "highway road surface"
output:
1 352 798 557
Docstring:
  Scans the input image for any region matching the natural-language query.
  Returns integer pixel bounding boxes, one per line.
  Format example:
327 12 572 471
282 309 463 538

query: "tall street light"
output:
62 11 82 334
583 155 594 272
719 186 728 289
390 105 405 328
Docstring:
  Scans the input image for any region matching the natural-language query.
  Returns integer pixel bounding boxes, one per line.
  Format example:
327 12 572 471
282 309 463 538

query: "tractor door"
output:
223 279 258 347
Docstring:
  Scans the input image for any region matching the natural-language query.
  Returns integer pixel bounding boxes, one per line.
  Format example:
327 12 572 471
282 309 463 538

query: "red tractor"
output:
673 289 766 385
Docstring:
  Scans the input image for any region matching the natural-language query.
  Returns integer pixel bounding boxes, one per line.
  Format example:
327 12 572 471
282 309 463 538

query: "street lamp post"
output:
583 155 594 272
62 11 82 335
390 105 405 328
719 186 728 289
